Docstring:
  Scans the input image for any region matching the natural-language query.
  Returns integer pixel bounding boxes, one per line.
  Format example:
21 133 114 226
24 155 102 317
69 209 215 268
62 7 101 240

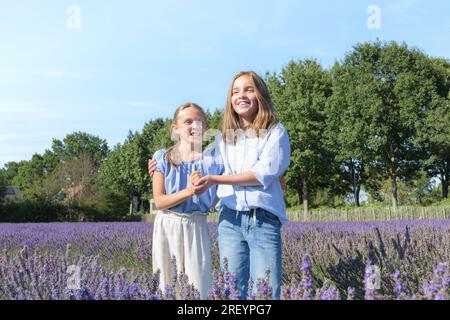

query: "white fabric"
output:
152 210 212 299
215 123 291 224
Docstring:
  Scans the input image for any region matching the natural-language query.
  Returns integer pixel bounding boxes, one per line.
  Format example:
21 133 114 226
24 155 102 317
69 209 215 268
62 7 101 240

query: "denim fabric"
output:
218 205 282 299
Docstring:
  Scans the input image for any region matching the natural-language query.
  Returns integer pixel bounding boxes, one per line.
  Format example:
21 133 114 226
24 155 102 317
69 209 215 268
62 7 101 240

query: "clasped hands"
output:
148 159 214 196
188 171 214 196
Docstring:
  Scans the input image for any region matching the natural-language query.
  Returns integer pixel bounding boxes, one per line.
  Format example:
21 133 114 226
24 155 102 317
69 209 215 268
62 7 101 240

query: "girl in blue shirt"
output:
151 102 224 299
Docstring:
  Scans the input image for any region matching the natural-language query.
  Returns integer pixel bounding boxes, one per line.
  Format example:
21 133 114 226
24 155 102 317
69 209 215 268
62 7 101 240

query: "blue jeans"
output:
218 206 282 299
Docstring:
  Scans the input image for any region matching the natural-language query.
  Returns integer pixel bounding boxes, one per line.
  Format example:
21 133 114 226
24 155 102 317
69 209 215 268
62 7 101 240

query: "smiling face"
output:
172 106 206 146
221 71 278 143
231 75 259 125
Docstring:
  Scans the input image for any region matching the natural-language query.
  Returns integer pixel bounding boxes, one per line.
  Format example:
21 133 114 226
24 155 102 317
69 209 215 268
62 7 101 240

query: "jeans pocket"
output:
218 205 228 220
260 209 281 226
218 206 236 228
253 210 282 255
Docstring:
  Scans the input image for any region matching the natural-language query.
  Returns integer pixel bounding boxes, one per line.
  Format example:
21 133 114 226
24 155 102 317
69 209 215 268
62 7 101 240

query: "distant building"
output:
2 187 22 200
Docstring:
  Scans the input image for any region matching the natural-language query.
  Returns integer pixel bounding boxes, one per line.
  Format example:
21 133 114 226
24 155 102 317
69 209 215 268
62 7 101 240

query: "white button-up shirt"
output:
214 122 291 224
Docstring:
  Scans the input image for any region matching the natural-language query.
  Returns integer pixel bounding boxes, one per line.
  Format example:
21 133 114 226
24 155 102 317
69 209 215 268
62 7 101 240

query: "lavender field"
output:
0 220 449 300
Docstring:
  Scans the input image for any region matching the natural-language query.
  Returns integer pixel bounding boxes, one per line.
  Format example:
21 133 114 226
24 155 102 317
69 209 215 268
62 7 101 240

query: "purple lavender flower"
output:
392 270 407 299
0 221 449 300
301 252 314 299
164 285 176 300
422 262 449 300
347 287 355 300
255 269 273 300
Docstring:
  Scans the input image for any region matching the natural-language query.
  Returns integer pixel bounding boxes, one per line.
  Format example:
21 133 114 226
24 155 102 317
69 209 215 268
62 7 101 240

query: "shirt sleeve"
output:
152 149 167 174
250 125 291 190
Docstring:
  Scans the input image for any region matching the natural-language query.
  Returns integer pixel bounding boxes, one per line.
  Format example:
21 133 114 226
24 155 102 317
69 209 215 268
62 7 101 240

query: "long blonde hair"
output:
222 71 278 142
166 102 208 167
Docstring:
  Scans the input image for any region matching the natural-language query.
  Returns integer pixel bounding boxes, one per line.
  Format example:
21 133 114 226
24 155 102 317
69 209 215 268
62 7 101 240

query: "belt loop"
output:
236 210 239 220
253 208 256 224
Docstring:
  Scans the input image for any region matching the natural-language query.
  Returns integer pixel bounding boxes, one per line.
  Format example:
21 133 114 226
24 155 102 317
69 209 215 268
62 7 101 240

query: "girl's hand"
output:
190 171 202 185
189 171 204 195
148 159 157 177
192 175 216 194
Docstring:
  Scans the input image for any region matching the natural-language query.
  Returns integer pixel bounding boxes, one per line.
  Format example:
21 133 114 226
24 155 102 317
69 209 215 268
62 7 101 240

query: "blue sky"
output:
0 0 449 168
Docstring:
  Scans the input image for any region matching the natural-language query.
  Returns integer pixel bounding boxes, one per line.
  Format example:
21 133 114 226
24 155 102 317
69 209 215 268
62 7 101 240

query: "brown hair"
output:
221 71 278 142
166 102 208 167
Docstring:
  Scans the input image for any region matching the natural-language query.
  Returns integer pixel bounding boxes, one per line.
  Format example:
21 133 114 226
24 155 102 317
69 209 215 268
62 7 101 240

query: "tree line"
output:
0 40 448 222
268 40 449 218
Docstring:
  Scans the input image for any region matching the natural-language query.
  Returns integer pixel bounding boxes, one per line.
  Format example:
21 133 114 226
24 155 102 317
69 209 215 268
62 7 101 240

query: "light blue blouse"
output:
215 122 291 224
152 147 224 214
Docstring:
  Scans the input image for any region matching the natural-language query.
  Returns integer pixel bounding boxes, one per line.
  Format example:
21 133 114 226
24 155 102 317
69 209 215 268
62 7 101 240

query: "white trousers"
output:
152 210 212 299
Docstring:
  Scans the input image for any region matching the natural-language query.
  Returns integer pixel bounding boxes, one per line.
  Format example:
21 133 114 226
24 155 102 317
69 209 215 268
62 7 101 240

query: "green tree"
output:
54 152 98 204
0 161 23 185
141 118 172 204
325 58 380 206
100 118 172 214
340 41 433 209
402 170 435 205
100 132 147 213
46 132 110 206
415 57 450 199
51 131 109 168
374 170 434 206
141 118 171 161
0 174 6 217
11 154 57 201
10 132 108 202
206 108 223 132
267 59 334 218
